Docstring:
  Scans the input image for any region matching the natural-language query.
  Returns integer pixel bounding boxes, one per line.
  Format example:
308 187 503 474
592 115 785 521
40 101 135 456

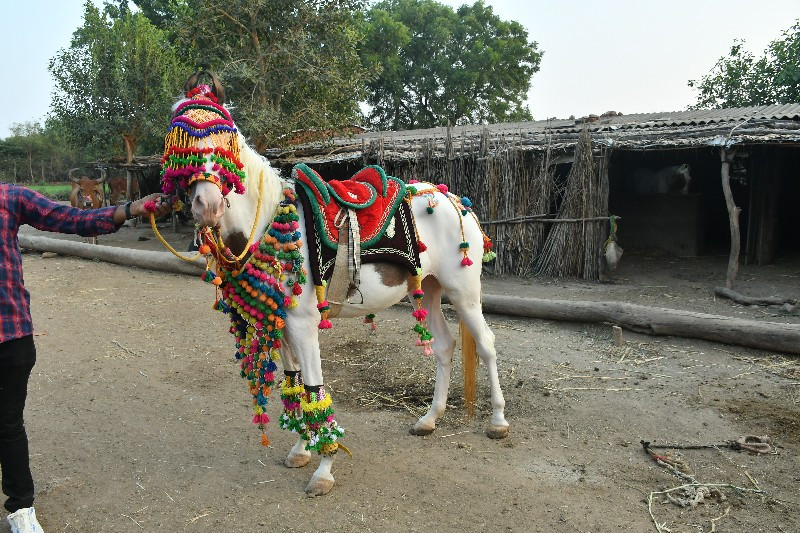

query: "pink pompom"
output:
260 413 270 424
318 319 333 329
412 308 428 320
317 300 330 310
436 184 448 194
418 241 427 252
370 322 377 332
409 179 419 184
423 348 434 356
252 414 261 424
143 200 158 213
461 256 474 267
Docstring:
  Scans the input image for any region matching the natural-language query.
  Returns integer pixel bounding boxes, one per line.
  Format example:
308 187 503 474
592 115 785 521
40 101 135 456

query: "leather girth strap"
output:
327 208 361 317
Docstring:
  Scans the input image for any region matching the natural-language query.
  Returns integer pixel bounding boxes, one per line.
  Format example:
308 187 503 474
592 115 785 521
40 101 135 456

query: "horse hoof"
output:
409 425 435 436
486 425 509 439
285 452 311 468
305 474 335 496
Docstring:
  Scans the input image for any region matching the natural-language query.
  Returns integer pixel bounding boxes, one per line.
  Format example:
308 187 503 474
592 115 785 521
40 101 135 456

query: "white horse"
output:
163 72 508 495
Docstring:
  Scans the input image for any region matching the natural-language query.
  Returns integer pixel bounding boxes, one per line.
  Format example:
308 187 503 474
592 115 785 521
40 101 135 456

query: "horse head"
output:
160 70 245 230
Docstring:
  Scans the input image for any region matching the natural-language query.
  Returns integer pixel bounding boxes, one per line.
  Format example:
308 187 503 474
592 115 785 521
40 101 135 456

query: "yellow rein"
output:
150 167 265 264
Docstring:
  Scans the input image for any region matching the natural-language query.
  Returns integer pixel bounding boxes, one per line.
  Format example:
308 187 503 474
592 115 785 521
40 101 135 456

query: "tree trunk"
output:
18 235 204 276
123 135 137 164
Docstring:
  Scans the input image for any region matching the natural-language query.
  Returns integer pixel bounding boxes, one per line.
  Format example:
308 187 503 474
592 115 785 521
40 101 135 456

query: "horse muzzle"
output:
190 184 226 227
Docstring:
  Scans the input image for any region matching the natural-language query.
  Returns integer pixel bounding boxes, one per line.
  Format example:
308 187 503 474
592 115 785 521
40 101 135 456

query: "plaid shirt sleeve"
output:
1 185 122 344
18 186 119 236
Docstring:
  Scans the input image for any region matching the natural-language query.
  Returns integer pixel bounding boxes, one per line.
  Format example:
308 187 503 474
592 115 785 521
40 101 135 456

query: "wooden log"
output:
478 294 800 355
18 234 205 276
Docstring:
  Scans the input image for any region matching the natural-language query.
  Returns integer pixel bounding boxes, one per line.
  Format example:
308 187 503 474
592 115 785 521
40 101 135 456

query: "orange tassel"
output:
261 433 270 446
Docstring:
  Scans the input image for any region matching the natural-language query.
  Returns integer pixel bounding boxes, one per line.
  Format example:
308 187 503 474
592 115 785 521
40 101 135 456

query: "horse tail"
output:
461 321 477 417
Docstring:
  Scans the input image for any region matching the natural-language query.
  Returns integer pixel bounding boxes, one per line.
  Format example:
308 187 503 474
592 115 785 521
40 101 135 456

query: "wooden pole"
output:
720 147 740 289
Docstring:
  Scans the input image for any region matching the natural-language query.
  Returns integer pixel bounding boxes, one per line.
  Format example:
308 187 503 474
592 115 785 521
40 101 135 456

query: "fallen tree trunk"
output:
478 294 800 355
714 286 798 306
18 234 204 276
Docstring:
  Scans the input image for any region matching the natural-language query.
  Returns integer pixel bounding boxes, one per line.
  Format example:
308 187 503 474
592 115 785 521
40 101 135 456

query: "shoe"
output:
6 507 44 533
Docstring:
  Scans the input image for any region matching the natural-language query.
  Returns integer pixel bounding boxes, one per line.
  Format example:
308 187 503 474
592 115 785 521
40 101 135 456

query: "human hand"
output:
130 194 176 219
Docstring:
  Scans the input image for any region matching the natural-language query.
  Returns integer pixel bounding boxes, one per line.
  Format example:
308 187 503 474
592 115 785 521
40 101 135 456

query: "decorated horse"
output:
154 71 509 495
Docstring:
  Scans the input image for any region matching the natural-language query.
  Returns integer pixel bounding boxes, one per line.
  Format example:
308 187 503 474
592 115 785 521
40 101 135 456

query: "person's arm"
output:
19 187 174 237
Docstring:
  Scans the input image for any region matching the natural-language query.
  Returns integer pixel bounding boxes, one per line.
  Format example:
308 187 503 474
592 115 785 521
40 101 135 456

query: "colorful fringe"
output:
160 85 245 198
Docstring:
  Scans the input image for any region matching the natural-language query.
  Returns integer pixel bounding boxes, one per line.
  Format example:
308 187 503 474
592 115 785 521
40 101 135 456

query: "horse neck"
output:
223 139 283 244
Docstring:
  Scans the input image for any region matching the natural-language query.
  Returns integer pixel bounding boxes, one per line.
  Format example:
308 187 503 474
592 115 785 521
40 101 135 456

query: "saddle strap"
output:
327 208 361 317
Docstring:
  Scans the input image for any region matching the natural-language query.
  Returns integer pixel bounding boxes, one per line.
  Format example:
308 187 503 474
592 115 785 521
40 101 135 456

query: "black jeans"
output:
0 335 36 513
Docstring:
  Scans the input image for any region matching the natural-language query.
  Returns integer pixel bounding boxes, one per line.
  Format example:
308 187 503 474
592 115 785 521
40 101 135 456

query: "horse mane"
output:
235 132 284 236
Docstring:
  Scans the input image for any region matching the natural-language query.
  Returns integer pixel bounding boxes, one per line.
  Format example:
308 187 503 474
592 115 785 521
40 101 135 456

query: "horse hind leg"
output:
410 276 456 436
449 290 509 439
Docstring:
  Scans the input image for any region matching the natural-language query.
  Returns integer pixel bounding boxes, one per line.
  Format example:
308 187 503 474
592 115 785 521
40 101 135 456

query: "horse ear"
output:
208 71 226 104
184 70 201 94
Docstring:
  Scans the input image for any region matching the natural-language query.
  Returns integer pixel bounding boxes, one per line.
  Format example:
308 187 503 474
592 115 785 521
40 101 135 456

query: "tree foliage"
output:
689 20 800 109
0 122 80 184
48 2 188 162
360 0 542 130
162 0 369 151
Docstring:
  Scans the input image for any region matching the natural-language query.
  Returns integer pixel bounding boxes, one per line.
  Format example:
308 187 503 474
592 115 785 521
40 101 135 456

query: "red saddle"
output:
292 164 407 248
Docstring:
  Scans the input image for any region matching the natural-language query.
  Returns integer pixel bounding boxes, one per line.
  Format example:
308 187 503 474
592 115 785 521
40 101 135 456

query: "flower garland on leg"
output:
279 370 305 433
301 385 345 455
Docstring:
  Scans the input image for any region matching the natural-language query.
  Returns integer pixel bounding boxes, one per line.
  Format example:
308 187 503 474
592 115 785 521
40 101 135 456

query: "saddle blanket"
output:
292 164 422 287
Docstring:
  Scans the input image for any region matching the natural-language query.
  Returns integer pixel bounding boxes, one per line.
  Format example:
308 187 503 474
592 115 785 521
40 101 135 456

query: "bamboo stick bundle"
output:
534 128 599 278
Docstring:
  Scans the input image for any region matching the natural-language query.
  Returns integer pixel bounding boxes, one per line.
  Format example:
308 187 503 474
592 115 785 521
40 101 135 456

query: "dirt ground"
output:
5 221 800 532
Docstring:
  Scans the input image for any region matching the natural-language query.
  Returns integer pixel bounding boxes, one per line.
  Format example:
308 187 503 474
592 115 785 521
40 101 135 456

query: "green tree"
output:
689 21 800 109
48 2 188 162
0 123 80 184
7 122 45 183
165 0 368 151
360 0 542 130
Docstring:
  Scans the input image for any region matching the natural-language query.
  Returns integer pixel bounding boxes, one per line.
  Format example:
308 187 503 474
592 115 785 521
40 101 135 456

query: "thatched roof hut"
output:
265 104 800 283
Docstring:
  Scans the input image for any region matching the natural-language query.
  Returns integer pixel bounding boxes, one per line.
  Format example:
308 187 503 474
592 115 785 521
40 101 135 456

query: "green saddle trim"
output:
293 162 330 204
293 164 408 250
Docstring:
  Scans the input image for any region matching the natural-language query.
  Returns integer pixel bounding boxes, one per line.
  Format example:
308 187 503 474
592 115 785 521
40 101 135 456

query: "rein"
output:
150 166 265 267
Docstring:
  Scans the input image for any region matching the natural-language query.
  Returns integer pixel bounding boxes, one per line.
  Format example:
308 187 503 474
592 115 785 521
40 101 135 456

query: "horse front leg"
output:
279 343 312 469
410 276 456 436
284 311 342 496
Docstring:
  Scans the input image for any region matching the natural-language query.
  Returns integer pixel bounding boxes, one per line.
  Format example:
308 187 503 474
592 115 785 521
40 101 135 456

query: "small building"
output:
265 105 800 282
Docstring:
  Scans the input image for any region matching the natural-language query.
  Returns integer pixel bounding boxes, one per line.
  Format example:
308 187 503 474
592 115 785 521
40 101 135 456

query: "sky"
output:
1 0 799 138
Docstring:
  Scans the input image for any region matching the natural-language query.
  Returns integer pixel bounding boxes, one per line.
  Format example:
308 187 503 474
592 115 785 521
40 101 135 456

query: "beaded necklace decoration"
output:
203 189 307 446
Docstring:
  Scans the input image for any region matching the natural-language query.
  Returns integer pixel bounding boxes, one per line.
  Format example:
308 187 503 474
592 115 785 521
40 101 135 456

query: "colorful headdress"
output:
160 85 246 197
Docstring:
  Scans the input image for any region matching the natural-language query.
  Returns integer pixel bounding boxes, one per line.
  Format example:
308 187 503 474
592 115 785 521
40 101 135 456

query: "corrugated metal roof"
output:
346 103 800 140
264 103 800 163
